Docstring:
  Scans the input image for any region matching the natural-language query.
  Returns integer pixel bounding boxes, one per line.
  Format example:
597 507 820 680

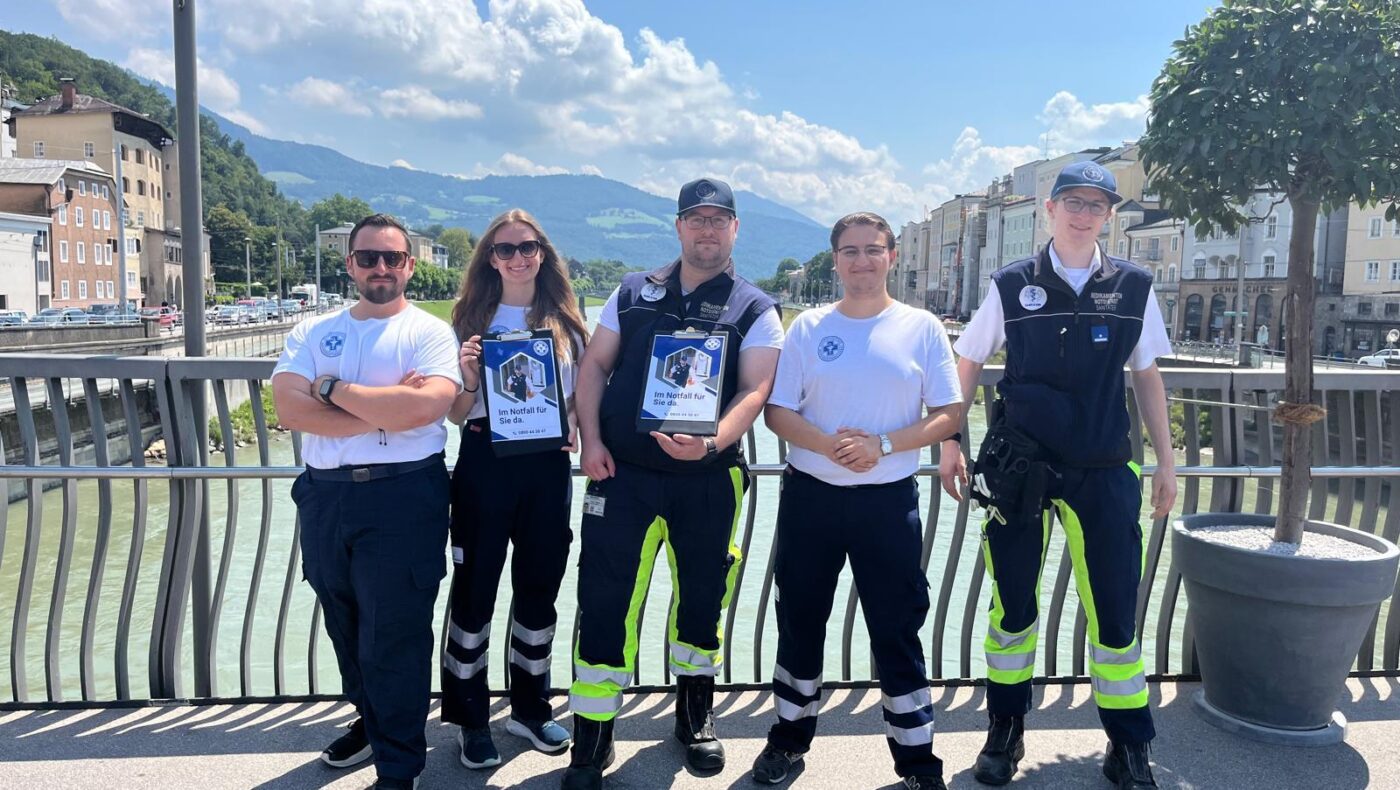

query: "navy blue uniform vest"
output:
991 244 1153 467
600 260 779 473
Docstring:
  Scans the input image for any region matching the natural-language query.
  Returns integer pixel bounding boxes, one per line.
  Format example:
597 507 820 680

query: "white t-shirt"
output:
769 301 962 486
597 287 785 350
465 303 582 421
955 246 1171 370
273 305 462 468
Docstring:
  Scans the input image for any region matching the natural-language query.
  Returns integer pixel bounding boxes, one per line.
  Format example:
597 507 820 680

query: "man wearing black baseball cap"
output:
939 159 1176 789
563 177 784 789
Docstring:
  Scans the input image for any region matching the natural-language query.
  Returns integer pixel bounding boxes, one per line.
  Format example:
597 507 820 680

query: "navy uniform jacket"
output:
991 245 1152 468
599 259 779 473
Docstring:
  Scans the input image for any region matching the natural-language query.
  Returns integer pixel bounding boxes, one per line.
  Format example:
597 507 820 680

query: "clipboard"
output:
477 328 570 456
635 329 727 435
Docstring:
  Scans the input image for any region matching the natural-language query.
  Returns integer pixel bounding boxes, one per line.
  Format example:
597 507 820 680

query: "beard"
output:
360 278 402 304
683 241 730 271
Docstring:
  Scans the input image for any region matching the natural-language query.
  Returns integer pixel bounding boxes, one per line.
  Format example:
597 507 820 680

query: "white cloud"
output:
389 159 417 170
378 86 483 121
285 77 371 117
921 127 1042 204
54 0 165 41
464 153 577 178
1036 91 1149 153
123 47 266 134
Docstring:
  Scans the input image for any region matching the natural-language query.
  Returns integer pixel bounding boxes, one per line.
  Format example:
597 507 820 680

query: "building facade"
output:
0 160 120 308
0 211 52 314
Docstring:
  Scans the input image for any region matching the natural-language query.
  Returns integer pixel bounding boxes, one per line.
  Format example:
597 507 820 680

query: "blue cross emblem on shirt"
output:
320 332 346 357
817 335 845 362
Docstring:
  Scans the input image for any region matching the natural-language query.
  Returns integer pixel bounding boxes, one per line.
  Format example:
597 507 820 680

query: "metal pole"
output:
1235 217 1247 349
314 225 321 311
172 0 211 700
243 237 251 297
278 246 286 321
113 146 129 311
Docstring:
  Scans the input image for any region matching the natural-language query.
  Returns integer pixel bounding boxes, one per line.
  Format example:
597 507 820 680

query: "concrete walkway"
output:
1 679 1394 789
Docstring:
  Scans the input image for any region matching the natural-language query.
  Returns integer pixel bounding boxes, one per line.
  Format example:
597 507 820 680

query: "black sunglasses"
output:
352 250 410 269
490 240 542 260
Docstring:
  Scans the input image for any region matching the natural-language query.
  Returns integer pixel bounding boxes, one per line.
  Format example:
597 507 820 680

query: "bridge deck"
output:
2 679 1392 789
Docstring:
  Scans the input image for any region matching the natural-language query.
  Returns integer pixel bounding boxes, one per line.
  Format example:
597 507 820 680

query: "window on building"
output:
137 180 145 196
59 241 69 262
1393 220 1400 237
107 280 115 298
33 141 44 158
1392 261 1400 282
1367 261 1380 281
101 185 109 200
77 242 85 264
74 206 83 227
60 280 70 300
1134 239 1142 253
1265 215 1277 239
120 145 129 161
1171 235 1180 251
1371 218 1384 239
1155 266 1163 281
135 149 145 165
58 178 65 193
79 181 86 196
103 211 111 230
83 141 95 158
1194 258 1207 279
1263 253 1277 278
78 280 88 300
57 206 67 226
126 271 137 287
1168 264 1178 282
122 177 130 193
136 211 145 226
1359 301 1373 316
1118 239 1126 254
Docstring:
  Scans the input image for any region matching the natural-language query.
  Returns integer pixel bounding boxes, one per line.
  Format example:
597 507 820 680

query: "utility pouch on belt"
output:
970 405 1058 526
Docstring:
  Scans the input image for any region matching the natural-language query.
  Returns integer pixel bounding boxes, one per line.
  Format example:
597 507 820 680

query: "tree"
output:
307 193 375 233
204 205 255 284
437 227 476 268
1139 0 1400 544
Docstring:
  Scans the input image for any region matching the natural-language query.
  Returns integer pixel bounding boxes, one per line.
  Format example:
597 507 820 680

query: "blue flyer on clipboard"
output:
479 329 568 456
635 331 727 435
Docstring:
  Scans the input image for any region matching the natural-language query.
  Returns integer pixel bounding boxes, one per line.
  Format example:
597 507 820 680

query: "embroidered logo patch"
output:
698 301 725 320
641 283 667 302
320 332 346 357
533 340 549 356
1019 286 1048 311
1083 164 1106 183
1091 292 1122 312
704 337 722 351
817 336 845 362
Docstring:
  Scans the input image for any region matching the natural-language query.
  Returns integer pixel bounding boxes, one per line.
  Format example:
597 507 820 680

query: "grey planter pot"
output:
1172 513 1400 745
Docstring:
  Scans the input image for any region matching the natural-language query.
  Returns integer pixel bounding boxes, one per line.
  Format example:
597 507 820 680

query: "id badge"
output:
1091 323 1110 346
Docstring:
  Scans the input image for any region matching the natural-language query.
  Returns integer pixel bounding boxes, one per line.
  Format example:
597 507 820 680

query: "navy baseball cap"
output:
677 178 736 216
1051 161 1124 205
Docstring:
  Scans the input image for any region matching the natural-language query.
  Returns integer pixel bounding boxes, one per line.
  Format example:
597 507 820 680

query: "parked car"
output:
279 299 302 316
0 311 26 327
1358 348 1400 367
213 305 251 325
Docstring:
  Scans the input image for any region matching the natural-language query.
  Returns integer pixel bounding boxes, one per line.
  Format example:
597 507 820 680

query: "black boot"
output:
1102 740 1157 789
972 714 1025 786
674 674 725 771
560 717 614 790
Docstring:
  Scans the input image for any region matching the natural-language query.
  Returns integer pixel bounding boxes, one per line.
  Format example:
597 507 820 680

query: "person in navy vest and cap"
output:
939 161 1177 789
563 177 784 789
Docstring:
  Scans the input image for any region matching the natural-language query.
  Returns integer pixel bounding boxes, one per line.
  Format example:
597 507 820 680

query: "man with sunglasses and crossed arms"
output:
939 162 1175 789
273 213 461 790
564 178 783 789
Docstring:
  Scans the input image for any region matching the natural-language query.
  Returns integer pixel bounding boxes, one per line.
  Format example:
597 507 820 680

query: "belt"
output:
305 453 444 483
786 465 914 490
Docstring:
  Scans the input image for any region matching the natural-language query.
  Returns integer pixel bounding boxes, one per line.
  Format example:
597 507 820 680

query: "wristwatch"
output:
879 433 893 456
317 376 341 405
703 437 718 458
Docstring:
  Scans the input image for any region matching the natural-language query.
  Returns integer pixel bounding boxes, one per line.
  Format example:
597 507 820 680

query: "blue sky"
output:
8 1 1216 224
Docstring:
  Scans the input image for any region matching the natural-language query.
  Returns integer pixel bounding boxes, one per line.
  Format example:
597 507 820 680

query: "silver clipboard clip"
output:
495 329 534 341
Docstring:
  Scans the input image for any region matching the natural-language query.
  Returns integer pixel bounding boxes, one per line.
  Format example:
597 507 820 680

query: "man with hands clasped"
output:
753 212 962 790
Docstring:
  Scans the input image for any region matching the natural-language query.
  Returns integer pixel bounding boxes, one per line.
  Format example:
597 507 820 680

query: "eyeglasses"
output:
1058 196 1111 217
682 214 734 230
837 245 892 261
351 250 409 269
490 240 542 260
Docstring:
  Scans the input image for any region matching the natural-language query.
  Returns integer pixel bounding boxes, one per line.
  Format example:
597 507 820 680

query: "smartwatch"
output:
879 433 893 456
703 437 718 458
317 376 341 405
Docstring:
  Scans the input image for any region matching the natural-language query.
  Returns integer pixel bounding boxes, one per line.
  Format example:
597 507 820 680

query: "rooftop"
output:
0 158 113 187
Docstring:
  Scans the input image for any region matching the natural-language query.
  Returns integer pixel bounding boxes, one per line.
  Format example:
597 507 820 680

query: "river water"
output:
1 309 1195 703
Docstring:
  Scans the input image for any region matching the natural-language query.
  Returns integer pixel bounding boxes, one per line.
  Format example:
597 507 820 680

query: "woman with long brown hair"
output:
440 209 589 770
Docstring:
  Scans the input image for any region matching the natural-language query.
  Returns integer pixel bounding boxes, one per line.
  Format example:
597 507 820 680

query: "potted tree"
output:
1139 0 1400 744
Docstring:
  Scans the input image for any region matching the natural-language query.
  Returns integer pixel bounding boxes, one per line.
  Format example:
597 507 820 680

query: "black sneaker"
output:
320 717 372 768
902 776 949 790
370 778 419 790
459 726 502 769
1102 740 1158 789
751 744 803 785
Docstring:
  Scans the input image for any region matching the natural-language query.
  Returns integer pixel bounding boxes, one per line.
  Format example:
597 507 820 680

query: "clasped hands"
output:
825 427 881 473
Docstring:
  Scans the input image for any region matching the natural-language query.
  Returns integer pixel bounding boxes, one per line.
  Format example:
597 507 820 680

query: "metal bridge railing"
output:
1 354 1399 705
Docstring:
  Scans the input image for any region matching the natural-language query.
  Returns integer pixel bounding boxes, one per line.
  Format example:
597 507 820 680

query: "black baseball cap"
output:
677 178 736 216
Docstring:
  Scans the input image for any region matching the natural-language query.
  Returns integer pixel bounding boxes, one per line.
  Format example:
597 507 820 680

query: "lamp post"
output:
243 236 251 298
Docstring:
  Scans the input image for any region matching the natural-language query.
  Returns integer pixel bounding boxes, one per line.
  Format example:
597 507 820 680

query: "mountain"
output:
209 113 827 280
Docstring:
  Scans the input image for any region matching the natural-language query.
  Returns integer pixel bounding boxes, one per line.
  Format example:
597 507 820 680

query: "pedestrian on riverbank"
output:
271 212 461 790
441 209 589 770
564 177 784 790
938 161 1177 789
753 211 961 790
